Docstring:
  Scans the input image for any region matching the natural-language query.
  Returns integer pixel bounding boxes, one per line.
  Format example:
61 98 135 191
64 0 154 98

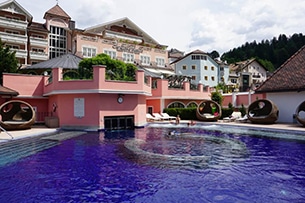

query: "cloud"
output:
14 0 305 55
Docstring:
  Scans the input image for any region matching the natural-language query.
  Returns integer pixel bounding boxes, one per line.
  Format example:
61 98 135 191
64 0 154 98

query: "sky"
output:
15 0 305 55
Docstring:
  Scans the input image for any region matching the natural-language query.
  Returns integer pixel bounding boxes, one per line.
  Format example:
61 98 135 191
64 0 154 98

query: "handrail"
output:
0 125 14 140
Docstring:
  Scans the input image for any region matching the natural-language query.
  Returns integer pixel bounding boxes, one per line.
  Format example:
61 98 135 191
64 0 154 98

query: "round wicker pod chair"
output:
295 101 305 126
0 100 36 130
196 99 222 121
247 99 279 124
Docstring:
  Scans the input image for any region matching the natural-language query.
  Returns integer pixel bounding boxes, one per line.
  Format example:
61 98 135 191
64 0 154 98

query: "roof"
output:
170 49 208 64
0 0 32 22
84 17 159 45
26 53 82 69
255 45 305 93
43 4 70 20
28 22 48 32
0 85 18 96
229 58 267 72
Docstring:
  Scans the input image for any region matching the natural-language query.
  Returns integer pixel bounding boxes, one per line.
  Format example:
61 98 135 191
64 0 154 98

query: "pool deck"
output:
0 121 304 142
0 126 59 142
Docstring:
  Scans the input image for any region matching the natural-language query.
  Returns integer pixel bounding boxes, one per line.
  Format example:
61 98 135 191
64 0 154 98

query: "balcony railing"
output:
14 49 27 58
0 32 27 44
30 51 48 60
30 37 48 47
0 16 27 30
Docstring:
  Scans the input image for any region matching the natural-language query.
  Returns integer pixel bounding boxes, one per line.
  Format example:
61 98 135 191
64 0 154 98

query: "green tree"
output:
0 38 18 84
211 91 223 106
208 50 220 59
78 53 137 81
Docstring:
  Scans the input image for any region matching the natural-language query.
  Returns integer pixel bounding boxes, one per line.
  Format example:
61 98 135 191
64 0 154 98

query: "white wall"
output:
267 92 305 123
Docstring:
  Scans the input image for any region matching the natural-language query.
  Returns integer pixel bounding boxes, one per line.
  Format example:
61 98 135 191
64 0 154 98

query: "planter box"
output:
45 116 59 128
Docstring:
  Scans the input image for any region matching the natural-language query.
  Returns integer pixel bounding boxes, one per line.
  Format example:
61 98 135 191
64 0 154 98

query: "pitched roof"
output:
229 58 268 72
0 0 32 22
28 22 48 32
26 53 82 69
255 45 305 93
0 85 18 96
170 49 208 64
85 17 160 45
43 4 70 20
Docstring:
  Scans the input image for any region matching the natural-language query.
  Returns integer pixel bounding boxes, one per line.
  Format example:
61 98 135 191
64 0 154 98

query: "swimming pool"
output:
0 124 305 202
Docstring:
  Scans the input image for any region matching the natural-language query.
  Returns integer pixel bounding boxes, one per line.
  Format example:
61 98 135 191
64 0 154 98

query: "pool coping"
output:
0 121 304 143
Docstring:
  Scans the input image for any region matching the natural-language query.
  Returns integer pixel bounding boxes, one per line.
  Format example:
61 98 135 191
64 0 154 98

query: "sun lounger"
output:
153 113 168 120
235 115 248 123
146 113 161 121
223 111 242 122
161 113 176 120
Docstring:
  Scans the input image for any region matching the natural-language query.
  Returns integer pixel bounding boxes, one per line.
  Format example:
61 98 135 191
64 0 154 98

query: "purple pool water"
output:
0 124 305 203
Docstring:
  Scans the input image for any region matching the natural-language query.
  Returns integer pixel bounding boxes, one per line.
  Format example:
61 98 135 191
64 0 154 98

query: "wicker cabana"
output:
295 101 305 126
0 100 36 130
196 100 222 121
247 99 279 124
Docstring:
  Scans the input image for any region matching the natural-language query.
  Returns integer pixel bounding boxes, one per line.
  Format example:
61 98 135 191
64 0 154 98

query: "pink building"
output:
2 65 211 130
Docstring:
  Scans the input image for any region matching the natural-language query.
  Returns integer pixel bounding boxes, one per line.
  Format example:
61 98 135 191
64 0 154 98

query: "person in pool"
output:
175 115 181 124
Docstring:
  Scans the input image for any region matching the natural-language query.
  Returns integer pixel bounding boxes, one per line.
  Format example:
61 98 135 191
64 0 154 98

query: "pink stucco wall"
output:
222 92 266 107
3 73 45 96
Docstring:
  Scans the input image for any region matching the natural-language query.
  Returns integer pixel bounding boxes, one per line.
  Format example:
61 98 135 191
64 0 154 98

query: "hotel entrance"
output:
104 116 134 130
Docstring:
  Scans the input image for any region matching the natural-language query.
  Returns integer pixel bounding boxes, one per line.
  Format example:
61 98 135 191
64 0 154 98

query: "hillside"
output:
220 33 305 72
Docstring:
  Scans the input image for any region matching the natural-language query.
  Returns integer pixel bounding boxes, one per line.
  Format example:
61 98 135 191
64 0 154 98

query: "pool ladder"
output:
0 125 13 140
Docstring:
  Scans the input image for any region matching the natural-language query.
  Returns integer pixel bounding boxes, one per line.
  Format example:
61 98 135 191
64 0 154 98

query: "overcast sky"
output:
16 0 305 55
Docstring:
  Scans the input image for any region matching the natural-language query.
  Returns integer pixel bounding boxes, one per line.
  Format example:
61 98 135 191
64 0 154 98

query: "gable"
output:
0 0 32 21
84 17 159 45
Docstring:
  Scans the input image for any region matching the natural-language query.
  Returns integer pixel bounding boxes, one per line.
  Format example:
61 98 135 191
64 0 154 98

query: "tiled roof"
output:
0 85 18 96
26 53 82 69
170 49 208 64
255 45 305 93
44 4 70 19
230 58 256 71
28 22 48 32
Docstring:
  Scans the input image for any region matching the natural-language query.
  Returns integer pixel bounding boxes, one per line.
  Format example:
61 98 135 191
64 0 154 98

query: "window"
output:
123 53 134 63
204 76 208 81
191 75 196 80
211 66 214 71
49 26 67 59
182 65 187 70
167 102 185 108
211 76 215 81
140 55 150 65
156 57 165 67
32 48 44 53
83 47 97 58
192 65 196 70
191 55 207 60
187 102 198 108
204 66 208 70
32 34 44 39
104 50 116 59
7 44 19 49
5 30 19 35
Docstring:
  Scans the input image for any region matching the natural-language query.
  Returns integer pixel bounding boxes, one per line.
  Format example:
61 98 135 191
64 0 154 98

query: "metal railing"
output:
0 125 13 140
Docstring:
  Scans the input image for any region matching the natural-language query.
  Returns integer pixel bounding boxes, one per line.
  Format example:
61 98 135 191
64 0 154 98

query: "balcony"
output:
30 51 48 60
14 49 27 58
30 37 48 47
0 17 27 30
0 32 27 44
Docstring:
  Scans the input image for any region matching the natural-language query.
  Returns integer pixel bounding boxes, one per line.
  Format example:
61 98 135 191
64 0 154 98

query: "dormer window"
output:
191 54 207 60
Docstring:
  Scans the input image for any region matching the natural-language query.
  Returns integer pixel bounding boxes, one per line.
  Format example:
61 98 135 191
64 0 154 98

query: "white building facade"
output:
171 50 229 88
